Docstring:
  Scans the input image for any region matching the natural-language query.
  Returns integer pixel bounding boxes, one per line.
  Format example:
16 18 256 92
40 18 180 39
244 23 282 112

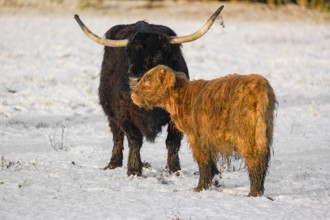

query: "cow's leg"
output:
123 122 143 176
104 120 125 170
211 159 221 178
166 125 182 173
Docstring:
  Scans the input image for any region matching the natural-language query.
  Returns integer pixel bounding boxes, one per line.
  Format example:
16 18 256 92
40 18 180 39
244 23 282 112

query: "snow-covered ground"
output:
1 3 330 219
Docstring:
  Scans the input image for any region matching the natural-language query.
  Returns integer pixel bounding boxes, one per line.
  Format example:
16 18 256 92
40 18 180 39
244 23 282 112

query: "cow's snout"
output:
129 77 140 89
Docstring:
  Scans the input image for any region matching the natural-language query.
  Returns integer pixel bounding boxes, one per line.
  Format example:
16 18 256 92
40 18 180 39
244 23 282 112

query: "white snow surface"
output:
1 5 330 220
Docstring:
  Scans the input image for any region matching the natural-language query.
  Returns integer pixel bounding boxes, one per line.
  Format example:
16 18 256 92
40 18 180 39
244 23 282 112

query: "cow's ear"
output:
173 72 188 89
176 72 188 81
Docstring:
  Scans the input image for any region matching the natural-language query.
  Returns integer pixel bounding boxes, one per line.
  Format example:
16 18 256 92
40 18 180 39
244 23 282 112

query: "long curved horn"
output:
169 5 224 44
74 14 129 47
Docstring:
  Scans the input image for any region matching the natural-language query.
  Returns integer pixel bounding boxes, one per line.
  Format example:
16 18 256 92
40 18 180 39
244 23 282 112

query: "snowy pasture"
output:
1 4 330 219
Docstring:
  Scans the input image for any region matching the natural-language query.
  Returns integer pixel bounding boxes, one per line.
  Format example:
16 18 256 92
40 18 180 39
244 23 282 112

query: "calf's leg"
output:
245 150 269 197
194 160 213 192
189 140 212 191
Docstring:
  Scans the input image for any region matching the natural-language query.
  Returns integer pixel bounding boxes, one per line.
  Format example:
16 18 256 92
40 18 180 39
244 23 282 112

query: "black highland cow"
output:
74 6 224 176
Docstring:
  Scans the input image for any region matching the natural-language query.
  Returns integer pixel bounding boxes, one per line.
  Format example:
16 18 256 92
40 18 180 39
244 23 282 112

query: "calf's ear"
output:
160 68 176 87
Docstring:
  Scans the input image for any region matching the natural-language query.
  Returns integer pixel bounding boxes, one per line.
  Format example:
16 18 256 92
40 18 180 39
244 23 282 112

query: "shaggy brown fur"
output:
131 65 277 197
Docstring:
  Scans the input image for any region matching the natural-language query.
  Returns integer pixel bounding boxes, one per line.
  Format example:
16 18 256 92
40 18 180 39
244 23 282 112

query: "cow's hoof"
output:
103 162 122 170
127 169 142 176
168 164 181 174
142 161 151 169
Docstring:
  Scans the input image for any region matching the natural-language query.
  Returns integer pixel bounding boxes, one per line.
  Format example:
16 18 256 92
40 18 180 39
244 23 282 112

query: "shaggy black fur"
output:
99 21 189 175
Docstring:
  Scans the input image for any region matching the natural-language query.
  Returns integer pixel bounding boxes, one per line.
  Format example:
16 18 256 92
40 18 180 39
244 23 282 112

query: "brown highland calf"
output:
131 65 276 197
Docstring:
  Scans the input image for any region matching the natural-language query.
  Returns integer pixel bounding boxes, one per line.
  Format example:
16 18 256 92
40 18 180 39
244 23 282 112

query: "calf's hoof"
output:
193 183 211 192
193 186 204 192
247 190 263 197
